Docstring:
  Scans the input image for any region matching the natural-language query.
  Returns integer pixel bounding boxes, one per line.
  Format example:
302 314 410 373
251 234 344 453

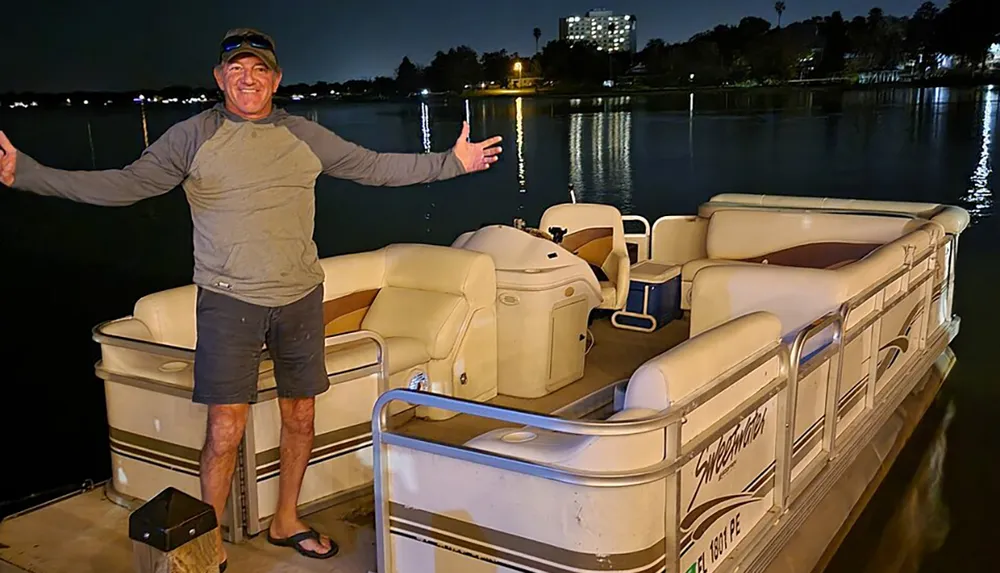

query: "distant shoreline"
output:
2 75 996 110
455 75 1000 100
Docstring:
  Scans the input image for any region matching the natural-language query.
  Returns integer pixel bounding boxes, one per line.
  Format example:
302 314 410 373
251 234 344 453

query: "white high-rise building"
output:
988 42 1000 68
559 9 637 53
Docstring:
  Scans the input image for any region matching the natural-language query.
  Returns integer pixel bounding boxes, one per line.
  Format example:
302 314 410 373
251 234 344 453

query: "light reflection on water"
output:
516 96 525 195
963 85 996 221
846 400 956 573
419 101 431 154
568 97 633 212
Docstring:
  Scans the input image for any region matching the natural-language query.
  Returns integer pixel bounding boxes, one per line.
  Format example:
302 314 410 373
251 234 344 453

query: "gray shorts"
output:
192 285 329 404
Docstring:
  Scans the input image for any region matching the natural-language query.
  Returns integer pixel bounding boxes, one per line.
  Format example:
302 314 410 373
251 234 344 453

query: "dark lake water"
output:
0 86 996 571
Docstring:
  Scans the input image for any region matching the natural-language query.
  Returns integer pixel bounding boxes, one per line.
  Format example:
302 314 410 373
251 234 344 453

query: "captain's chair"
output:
540 203 630 310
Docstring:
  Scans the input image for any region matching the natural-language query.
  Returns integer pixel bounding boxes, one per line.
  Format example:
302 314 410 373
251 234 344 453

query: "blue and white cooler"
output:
611 261 682 332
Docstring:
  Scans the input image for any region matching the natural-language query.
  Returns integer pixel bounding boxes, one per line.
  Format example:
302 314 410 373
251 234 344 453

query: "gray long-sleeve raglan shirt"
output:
12 103 467 307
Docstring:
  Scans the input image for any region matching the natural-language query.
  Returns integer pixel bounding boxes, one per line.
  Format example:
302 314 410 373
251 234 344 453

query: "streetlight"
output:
514 61 523 88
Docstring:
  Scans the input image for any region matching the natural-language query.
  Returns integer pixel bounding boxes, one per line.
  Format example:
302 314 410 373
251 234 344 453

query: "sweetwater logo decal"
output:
688 406 768 512
680 402 775 573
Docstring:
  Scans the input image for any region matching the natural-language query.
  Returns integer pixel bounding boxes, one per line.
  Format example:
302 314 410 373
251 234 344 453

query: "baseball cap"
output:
219 28 279 71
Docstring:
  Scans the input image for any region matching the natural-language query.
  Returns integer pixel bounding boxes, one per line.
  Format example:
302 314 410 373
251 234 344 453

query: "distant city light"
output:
83 100 89 105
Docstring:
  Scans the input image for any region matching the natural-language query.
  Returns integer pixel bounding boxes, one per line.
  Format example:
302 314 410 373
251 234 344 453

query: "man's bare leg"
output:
201 403 250 566
266 396 333 555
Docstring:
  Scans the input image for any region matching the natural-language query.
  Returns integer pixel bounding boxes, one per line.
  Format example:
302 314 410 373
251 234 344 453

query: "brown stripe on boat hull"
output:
389 502 665 572
256 421 371 474
109 427 201 464
323 289 379 336
110 446 201 478
740 242 882 269
257 435 372 479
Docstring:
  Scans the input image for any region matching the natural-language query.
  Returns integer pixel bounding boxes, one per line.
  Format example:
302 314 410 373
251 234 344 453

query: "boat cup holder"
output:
501 431 538 443
158 361 189 373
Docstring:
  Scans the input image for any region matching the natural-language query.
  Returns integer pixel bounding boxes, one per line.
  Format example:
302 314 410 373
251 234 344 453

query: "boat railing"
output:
92 322 390 398
370 233 954 573
622 214 650 262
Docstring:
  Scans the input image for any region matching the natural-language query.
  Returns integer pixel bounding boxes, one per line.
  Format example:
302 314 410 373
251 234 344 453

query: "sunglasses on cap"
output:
219 33 274 56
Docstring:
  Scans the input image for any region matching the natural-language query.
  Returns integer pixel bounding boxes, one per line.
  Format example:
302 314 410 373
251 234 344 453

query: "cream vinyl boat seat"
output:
677 209 931 311
540 203 630 310
95 242 498 539
317 243 499 414
102 243 499 416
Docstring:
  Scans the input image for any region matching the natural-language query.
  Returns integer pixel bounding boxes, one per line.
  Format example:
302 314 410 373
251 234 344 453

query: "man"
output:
0 28 502 569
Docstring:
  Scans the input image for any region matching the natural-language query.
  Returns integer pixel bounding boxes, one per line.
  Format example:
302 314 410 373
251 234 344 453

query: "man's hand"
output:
451 121 502 173
0 131 17 187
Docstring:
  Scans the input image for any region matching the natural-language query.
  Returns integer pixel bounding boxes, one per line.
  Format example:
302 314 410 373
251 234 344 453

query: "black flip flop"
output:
267 527 339 559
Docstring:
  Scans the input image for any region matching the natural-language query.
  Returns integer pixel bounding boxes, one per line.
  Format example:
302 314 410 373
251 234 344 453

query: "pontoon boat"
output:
0 193 967 573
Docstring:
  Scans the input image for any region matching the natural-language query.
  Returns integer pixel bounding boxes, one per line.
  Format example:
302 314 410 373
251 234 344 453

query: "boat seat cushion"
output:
361 287 469 360
599 281 617 307
322 336 429 378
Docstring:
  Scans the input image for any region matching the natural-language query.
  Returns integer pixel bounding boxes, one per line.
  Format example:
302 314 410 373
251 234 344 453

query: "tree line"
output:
279 0 997 96
2 0 996 106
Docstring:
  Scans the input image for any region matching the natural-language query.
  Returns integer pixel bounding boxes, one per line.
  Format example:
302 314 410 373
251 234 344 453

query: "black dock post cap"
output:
128 487 219 552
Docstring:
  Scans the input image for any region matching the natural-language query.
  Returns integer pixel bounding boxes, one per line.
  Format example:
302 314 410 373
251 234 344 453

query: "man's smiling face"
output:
213 53 282 120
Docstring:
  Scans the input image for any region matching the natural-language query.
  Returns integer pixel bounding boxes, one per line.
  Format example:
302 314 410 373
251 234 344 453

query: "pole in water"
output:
464 99 471 141
140 101 150 148
87 121 96 168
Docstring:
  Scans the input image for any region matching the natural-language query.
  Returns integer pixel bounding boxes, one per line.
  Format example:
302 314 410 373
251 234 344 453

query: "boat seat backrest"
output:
689 224 941 339
623 311 782 413
835 222 938 300
689 265 845 339
132 285 198 349
128 244 495 359
540 203 624 273
679 210 932 311
382 243 496 308
318 244 496 359
540 202 630 310
466 312 782 471
704 209 922 265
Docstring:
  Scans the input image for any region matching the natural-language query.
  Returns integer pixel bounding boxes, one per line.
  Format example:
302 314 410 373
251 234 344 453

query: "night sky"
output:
2 0 927 93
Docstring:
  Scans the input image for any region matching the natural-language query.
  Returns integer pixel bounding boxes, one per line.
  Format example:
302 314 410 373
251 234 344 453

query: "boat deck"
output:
0 316 690 573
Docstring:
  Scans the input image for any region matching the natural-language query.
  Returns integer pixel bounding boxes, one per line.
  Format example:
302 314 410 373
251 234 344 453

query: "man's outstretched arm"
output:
285 118 502 187
0 122 193 206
